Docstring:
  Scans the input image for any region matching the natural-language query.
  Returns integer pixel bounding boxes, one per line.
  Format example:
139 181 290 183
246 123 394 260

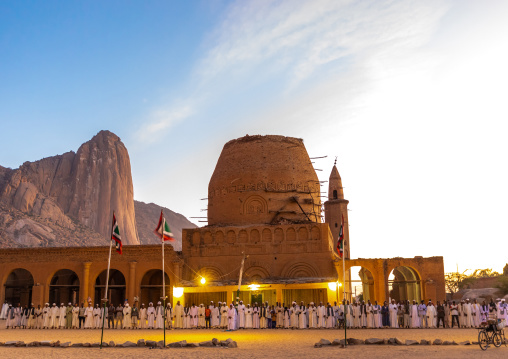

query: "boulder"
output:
199 341 214 347
137 339 145 347
109 341 115 347
319 339 331 345
40 340 53 346
120 341 137 348
60 342 71 348
186 342 199 348
53 340 60 347
27 341 40 347
212 338 219 346
168 340 187 348
314 343 322 348
5 341 19 347
365 338 384 345
332 339 345 346
442 341 453 345
347 338 364 345
145 340 157 348
157 341 165 348
227 341 237 348
91 343 101 348
433 339 443 345
405 340 419 346
71 343 83 347
459 341 471 345
82 343 91 347
388 338 403 345
420 339 430 345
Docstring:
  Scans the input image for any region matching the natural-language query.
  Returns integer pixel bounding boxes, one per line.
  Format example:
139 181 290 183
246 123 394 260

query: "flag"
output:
337 214 344 258
111 213 122 254
154 210 174 241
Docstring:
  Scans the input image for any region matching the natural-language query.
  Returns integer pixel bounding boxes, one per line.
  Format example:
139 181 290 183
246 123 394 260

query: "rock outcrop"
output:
0 131 139 245
134 200 196 251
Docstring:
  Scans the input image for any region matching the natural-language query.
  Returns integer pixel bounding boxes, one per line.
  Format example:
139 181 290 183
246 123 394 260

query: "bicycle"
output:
477 319 506 350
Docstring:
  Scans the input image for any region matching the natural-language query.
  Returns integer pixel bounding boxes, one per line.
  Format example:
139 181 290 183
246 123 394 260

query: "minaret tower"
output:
324 159 350 259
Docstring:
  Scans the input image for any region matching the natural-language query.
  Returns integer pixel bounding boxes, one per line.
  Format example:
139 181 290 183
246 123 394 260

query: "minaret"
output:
324 160 350 259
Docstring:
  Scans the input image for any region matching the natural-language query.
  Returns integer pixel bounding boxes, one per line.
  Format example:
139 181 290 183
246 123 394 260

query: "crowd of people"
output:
1 297 506 330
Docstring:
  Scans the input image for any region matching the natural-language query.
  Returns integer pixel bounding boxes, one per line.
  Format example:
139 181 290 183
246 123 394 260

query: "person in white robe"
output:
72 304 79 328
190 304 198 328
165 303 172 329
389 300 398 328
308 303 317 328
317 302 326 328
5 305 14 328
227 303 237 330
58 303 66 328
0 301 8 320
123 303 132 329
410 300 419 328
366 300 373 328
183 305 191 329
49 303 59 329
480 301 488 323
27 304 35 329
372 301 381 328
211 302 220 328
20 305 28 328
42 303 50 329
220 303 228 328
471 299 480 327
283 306 290 328
290 302 298 329
197 304 205 328
276 303 283 328
139 304 147 329
237 301 246 329
463 299 472 328
259 303 267 329
326 303 335 328
299 303 307 329
155 302 164 329
498 299 507 322
426 301 436 328
147 302 156 329
253 304 260 329
34 305 42 329
244 304 253 328
84 303 94 329
173 301 183 328
92 304 101 328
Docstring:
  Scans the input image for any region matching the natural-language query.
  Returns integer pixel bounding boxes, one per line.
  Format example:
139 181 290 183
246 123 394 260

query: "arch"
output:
388 266 421 303
94 269 126 306
215 231 224 244
192 232 201 246
243 195 267 215
262 228 272 242
203 231 213 245
346 266 375 302
274 228 284 243
4 268 34 306
244 266 270 281
140 269 171 306
250 229 260 244
49 269 80 305
310 226 320 240
196 267 223 283
298 227 308 241
286 227 296 241
226 230 236 244
238 230 248 243
283 262 319 278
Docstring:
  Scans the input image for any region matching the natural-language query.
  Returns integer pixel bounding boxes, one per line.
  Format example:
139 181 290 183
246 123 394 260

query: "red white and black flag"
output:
337 214 344 258
111 213 122 254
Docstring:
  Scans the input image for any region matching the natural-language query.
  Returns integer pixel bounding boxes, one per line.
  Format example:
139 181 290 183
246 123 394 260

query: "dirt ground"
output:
0 326 507 358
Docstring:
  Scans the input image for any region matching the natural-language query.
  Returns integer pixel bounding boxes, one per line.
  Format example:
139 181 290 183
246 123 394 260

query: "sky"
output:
1 0 507 275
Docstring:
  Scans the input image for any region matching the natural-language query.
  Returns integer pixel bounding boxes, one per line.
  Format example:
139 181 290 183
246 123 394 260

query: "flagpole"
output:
100 211 115 349
343 252 347 348
162 216 166 348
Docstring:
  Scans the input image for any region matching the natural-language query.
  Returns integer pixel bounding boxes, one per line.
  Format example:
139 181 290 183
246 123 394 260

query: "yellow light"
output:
200 277 206 285
338 282 342 287
328 282 337 291
173 287 184 298
248 284 260 291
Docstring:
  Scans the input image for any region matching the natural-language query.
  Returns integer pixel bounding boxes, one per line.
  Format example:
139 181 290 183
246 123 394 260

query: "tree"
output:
503 263 508 276
444 270 469 294
445 268 501 294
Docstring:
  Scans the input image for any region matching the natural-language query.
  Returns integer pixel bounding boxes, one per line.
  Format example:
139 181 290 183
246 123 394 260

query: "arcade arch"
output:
388 266 421 302
140 270 170 306
4 268 34 306
346 266 375 302
49 269 80 305
94 269 126 305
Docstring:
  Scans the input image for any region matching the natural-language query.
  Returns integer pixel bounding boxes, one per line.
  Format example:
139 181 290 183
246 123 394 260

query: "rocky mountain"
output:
134 200 197 251
0 130 194 249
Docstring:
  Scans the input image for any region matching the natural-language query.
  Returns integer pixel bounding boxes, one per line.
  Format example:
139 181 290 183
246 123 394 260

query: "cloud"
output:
136 104 194 144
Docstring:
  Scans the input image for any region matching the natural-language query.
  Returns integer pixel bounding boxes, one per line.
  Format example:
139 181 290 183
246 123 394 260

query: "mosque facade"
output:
0 135 445 307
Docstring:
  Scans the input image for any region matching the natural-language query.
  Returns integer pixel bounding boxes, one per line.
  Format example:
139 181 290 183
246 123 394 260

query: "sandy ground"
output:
0 325 507 358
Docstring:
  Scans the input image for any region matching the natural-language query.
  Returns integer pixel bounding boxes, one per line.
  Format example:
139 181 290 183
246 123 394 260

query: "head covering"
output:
157 301 161 305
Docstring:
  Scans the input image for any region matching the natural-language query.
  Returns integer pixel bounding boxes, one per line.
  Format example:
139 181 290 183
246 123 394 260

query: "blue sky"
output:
1 0 507 274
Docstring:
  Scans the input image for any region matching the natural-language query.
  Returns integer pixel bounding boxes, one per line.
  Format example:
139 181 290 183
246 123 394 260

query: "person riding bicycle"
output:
487 299 498 332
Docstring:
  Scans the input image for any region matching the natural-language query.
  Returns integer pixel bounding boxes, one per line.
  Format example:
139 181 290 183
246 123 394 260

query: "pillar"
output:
81 262 92 304
276 288 283 303
128 261 137 303
226 287 234 304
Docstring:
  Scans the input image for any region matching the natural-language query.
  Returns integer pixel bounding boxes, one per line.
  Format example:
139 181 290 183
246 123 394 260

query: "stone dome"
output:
207 135 321 226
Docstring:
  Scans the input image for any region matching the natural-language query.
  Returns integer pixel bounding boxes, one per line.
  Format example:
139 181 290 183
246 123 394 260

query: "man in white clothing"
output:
123 303 132 329
410 300 419 328
237 301 246 329
174 301 183 328
426 301 436 328
228 303 236 330
59 303 67 328
389 300 398 328
317 302 326 328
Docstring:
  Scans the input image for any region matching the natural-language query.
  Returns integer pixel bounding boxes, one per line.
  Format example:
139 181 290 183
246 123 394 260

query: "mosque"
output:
0 135 445 308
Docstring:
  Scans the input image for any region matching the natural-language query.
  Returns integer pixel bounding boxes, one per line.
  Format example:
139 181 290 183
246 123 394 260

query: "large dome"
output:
207 135 321 226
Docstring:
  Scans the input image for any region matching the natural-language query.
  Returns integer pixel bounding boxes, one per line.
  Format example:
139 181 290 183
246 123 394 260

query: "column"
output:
128 261 137 303
276 288 283 303
226 287 234 304
82 262 92 304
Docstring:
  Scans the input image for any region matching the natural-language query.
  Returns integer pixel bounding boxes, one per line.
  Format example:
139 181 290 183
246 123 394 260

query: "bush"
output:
496 276 508 295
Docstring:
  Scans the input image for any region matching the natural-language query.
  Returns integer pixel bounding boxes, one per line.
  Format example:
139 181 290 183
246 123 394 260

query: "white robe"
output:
290 307 298 328
123 305 132 328
174 304 183 328
245 307 253 328
220 306 228 328
147 306 156 328
238 304 246 328
59 306 67 327
299 307 307 328
72 306 79 328
211 306 220 328
426 305 436 328
317 306 326 328
155 305 164 329
42 307 50 328
389 304 398 328
0 303 8 319
198 306 205 327
49 306 59 328
308 307 317 328
190 306 198 327
410 304 419 328
228 307 236 330
84 306 94 328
